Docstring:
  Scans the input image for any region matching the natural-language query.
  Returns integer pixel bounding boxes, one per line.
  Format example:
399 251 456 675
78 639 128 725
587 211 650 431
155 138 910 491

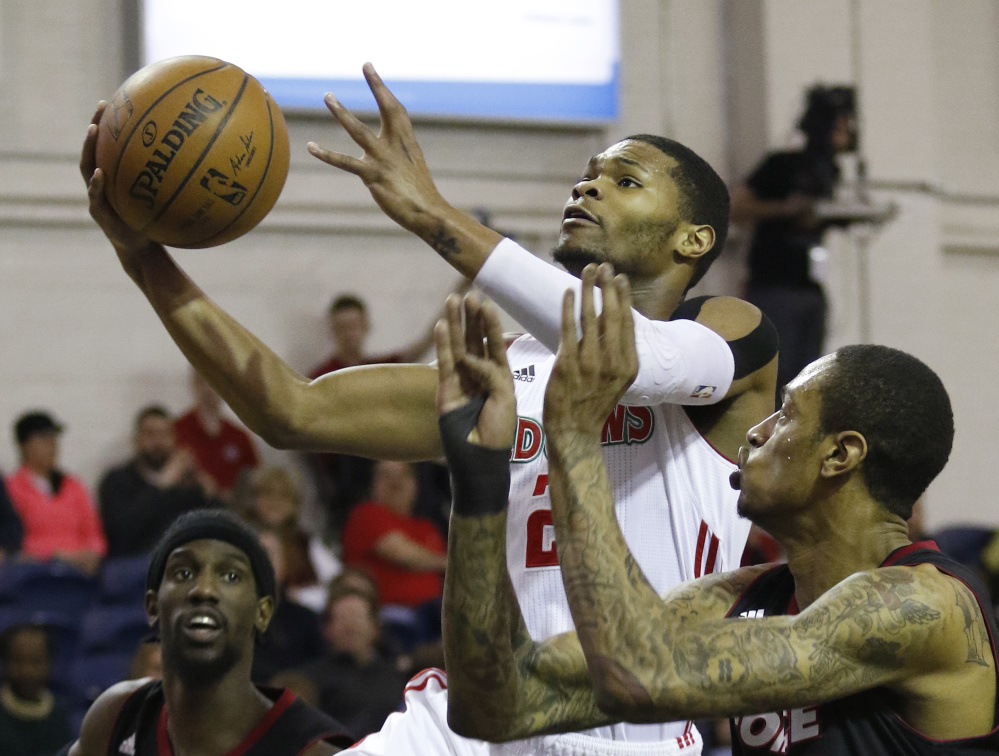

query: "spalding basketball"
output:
95 56 290 248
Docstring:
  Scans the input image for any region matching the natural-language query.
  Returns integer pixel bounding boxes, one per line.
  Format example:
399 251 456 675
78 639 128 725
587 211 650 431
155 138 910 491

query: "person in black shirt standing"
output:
731 85 857 394
63 510 353 756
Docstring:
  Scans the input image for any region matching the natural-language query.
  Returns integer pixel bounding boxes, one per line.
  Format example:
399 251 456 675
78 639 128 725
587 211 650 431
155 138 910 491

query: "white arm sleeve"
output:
474 237 734 405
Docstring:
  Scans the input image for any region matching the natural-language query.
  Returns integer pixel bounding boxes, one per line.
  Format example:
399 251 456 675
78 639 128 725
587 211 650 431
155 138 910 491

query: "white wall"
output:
1 0 998 531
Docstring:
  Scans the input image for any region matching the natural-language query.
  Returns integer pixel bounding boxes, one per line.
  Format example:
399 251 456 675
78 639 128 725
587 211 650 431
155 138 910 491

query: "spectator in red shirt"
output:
5 411 106 574
173 369 259 500
341 461 446 650
309 293 461 540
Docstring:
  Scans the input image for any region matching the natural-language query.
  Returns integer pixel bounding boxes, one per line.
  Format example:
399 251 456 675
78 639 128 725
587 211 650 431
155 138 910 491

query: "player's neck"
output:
777 493 912 609
333 345 364 366
628 272 686 321
161 671 270 756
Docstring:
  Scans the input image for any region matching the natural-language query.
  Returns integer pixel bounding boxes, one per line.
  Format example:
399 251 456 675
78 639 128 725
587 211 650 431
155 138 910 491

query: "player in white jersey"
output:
81 65 778 755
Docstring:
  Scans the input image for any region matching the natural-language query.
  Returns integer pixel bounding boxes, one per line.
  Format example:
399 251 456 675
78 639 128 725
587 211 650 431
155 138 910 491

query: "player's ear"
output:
145 589 160 629
674 223 715 262
255 596 275 634
820 430 867 479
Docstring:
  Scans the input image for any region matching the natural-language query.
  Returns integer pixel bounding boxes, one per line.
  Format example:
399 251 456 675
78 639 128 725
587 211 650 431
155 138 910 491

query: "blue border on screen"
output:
258 73 619 121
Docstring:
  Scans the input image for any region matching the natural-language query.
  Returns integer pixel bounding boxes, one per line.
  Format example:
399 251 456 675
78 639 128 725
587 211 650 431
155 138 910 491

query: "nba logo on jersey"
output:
690 384 716 399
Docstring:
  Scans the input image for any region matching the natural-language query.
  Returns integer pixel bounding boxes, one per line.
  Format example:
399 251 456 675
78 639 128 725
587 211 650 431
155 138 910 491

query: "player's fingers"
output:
617 274 639 378
578 264 598 368
362 63 409 131
321 92 379 154
307 142 368 177
557 288 579 371
434 319 456 380
80 102 106 181
597 263 620 361
463 292 486 358
445 293 468 365
481 301 511 372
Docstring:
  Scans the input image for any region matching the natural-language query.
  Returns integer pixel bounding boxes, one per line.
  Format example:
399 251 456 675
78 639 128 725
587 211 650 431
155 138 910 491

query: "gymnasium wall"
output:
0 0 996 529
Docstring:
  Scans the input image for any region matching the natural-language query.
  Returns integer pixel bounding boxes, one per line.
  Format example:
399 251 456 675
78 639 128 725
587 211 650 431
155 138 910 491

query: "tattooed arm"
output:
434 292 612 741
308 64 502 279
544 270 994 729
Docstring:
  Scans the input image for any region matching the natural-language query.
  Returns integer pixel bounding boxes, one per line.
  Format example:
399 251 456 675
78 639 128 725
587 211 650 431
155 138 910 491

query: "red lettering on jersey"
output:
626 406 654 443
525 509 559 567
694 522 721 578
512 417 543 462
602 406 628 444
532 474 550 497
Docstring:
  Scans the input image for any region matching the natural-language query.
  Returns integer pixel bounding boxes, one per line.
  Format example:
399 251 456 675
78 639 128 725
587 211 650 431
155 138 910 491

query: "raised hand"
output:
307 64 501 274
435 292 515 451
80 102 160 281
307 64 448 237
544 263 638 440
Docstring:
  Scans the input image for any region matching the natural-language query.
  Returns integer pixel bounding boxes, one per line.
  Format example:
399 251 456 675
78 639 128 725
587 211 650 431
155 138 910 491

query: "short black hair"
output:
329 294 367 316
819 345 953 519
135 404 170 429
624 134 730 290
0 624 51 663
798 85 856 150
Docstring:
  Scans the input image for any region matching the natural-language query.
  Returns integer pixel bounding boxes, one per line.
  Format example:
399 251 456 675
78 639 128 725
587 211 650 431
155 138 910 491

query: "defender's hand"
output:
307 63 449 238
435 293 515 451
544 264 638 440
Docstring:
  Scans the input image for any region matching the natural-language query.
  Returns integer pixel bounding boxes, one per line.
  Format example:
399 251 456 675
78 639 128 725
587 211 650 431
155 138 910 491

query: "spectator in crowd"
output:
298 585 406 739
731 85 857 394
173 369 259 500
341 461 446 650
98 405 221 558
0 477 24 560
308 292 460 539
251 528 325 684
0 624 72 756
240 466 341 613
5 412 105 575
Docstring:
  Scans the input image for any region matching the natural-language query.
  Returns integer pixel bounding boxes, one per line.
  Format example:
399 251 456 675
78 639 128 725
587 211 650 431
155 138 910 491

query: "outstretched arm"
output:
435 293 612 741
81 104 442 460
543 270 988 725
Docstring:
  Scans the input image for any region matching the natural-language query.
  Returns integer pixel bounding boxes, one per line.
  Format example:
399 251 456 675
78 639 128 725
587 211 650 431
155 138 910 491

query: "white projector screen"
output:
141 0 620 122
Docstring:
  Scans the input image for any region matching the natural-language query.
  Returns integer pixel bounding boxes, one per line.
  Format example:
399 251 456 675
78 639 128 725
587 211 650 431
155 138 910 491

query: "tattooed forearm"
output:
547 425 959 720
443 510 609 740
955 587 990 667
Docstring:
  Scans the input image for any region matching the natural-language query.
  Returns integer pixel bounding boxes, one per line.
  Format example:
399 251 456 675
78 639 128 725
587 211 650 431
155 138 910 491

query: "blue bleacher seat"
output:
69 651 135 706
99 554 151 605
0 560 98 618
79 604 151 655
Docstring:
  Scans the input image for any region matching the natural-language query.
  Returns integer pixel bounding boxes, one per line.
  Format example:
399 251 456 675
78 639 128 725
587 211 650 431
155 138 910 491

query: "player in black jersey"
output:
64 510 353 756
435 271 998 752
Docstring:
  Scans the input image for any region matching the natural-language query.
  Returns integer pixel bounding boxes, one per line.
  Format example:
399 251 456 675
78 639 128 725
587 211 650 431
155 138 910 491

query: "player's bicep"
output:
290 363 442 459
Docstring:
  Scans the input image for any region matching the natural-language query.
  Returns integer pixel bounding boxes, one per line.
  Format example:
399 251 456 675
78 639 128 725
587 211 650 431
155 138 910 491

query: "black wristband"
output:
438 397 512 517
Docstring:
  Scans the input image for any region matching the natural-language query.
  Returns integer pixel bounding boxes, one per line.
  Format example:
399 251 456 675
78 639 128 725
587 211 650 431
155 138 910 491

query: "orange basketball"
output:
95 56 290 248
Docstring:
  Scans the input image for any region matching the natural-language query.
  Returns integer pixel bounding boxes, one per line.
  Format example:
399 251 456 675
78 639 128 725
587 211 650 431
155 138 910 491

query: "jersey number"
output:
525 509 558 567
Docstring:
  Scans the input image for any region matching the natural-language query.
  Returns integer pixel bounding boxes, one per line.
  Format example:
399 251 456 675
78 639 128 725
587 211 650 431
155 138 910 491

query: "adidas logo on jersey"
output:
513 365 536 382
739 609 765 619
119 733 136 755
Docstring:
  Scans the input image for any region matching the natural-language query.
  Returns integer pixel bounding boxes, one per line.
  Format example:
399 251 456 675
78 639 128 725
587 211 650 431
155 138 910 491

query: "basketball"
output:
95 56 290 248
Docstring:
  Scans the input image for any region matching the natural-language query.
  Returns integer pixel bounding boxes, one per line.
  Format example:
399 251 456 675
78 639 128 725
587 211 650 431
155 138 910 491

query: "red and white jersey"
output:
505 334 751 745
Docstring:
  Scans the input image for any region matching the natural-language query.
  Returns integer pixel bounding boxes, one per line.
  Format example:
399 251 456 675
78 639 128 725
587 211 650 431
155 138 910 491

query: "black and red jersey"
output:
106 679 355 756
727 542 999 754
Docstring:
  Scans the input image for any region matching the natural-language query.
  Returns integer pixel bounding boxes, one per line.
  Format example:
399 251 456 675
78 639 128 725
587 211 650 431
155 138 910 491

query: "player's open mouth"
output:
562 205 599 226
182 612 223 643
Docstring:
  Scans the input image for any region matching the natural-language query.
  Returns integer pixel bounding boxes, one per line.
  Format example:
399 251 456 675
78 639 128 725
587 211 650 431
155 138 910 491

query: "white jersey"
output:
504 334 751 744
345 333 750 756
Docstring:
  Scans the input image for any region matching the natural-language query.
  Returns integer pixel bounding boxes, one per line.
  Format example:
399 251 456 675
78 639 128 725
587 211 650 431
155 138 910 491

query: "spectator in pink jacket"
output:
5 411 106 574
